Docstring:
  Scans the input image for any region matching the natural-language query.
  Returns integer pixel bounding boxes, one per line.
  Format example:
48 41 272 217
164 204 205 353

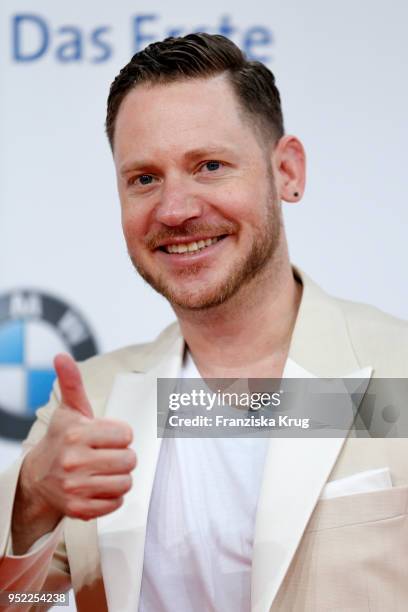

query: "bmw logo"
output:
0 290 99 441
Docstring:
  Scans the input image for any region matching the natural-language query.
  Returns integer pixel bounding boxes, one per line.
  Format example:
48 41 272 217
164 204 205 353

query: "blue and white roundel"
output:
0 290 98 441
0 318 64 415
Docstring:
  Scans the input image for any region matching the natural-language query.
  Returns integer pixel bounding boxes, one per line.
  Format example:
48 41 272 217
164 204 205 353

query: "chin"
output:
155 281 233 311
170 292 228 311
130 254 231 309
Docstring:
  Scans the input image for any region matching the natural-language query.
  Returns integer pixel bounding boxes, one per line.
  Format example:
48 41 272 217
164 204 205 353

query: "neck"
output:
174 254 302 378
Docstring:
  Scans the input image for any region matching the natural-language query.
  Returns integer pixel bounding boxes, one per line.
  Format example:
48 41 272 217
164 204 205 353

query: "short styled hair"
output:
105 33 285 148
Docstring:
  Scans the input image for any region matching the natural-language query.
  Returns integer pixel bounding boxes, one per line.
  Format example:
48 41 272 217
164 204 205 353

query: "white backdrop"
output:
1 0 407 445
1 0 407 463
0 2 407 605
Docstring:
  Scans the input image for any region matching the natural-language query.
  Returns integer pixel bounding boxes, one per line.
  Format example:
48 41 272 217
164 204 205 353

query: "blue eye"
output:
138 174 154 185
205 161 220 171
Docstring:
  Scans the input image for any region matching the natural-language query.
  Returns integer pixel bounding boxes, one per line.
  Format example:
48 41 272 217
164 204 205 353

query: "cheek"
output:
121 206 148 245
207 185 253 220
217 186 263 225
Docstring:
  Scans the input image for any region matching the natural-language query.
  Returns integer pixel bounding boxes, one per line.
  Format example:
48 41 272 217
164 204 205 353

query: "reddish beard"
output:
128 191 282 311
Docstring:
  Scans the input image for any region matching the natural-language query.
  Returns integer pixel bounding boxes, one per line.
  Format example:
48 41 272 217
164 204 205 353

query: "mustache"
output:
144 220 238 249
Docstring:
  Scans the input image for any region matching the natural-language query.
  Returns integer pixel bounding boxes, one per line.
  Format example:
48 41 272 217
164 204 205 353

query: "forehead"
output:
113 75 260 162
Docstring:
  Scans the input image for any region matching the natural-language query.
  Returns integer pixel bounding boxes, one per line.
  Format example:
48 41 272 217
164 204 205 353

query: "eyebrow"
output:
119 145 236 177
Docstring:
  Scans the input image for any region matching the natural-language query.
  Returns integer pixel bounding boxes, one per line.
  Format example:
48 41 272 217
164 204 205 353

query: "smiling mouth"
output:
159 236 226 254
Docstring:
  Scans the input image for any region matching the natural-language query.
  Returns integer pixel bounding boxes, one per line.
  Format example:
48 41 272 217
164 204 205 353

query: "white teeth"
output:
165 237 220 254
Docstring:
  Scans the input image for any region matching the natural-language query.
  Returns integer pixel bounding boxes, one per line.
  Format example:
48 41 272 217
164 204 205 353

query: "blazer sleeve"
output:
0 385 71 611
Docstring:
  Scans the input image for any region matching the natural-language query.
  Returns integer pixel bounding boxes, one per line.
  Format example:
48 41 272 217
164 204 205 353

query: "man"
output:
1 33 408 612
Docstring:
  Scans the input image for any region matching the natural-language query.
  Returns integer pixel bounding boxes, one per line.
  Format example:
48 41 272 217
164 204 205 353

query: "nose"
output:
154 176 203 227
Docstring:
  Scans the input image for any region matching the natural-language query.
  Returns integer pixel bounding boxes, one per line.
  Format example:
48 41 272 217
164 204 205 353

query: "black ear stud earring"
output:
293 191 299 197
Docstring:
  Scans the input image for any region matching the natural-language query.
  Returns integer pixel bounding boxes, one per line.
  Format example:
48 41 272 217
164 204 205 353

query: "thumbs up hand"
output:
15 353 137 544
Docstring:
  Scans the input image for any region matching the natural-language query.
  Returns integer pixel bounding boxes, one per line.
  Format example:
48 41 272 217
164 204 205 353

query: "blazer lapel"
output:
251 268 373 612
251 368 371 612
97 334 183 612
289 267 364 377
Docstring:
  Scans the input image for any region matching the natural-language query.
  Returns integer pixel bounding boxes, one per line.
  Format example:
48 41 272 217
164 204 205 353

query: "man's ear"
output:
271 135 306 202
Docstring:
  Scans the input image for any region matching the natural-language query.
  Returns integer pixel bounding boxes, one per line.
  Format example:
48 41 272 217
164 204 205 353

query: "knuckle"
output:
60 454 72 472
61 478 75 494
60 451 79 472
63 428 82 446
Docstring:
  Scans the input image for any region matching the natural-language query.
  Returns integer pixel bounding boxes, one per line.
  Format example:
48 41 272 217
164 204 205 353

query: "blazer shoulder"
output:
79 320 180 378
335 297 408 376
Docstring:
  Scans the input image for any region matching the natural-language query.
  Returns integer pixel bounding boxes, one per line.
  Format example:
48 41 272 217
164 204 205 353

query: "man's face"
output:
113 74 283 310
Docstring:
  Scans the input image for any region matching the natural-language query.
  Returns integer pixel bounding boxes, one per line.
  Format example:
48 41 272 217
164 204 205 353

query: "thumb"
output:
54 353 93 418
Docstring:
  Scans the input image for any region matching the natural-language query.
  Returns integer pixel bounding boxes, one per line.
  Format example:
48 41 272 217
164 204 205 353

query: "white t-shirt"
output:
138 354 270 612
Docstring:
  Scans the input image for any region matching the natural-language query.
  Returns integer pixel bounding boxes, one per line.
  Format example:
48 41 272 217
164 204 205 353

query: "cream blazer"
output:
1 268 408 612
